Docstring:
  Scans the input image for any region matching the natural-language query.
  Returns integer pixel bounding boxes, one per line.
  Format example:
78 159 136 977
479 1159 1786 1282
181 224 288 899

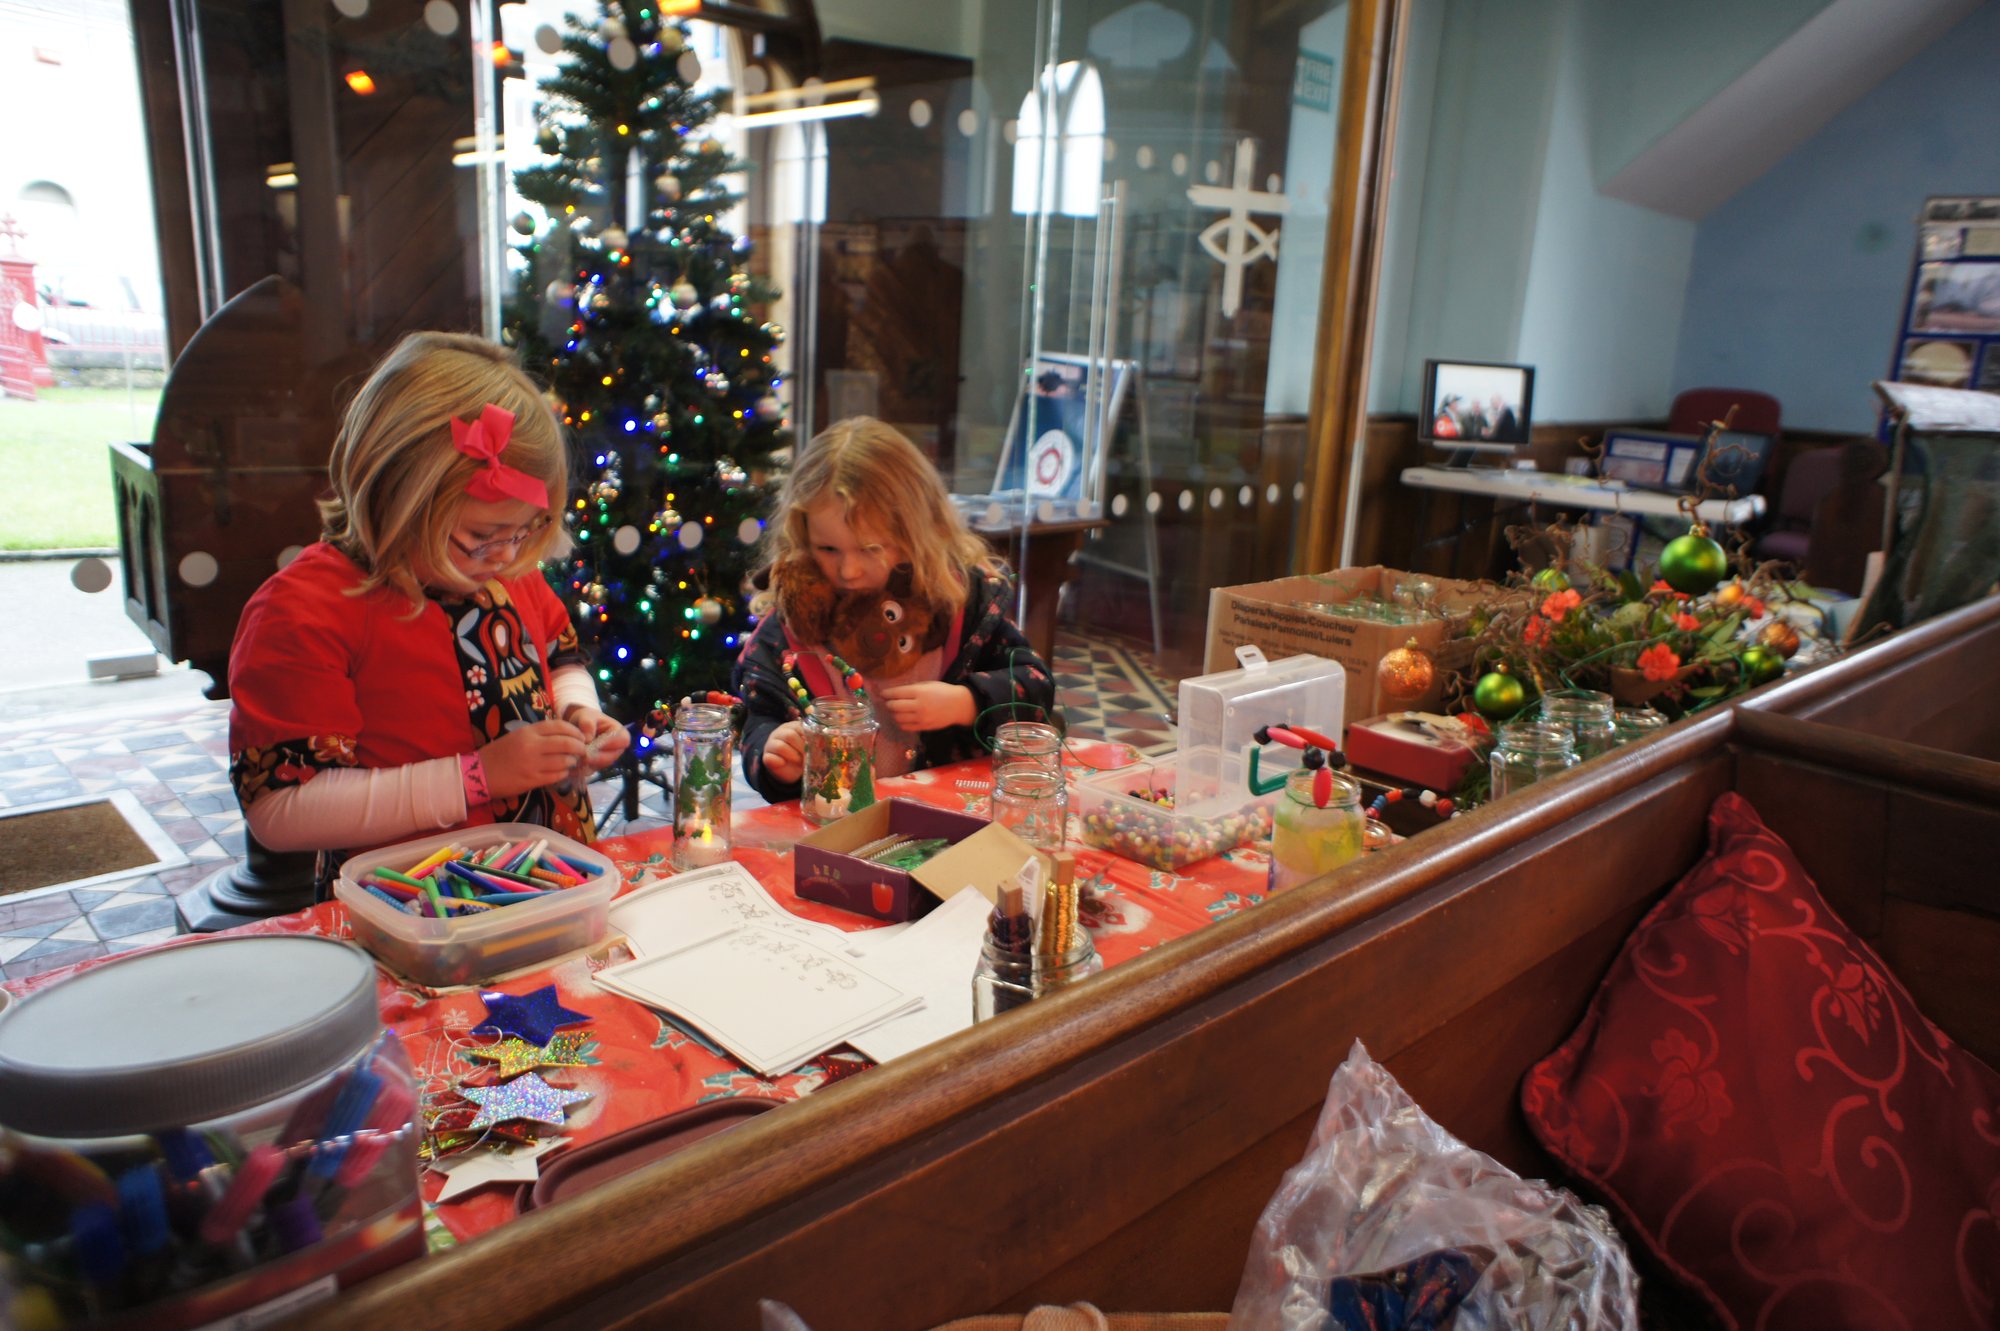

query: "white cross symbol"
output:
1187 139 1287 317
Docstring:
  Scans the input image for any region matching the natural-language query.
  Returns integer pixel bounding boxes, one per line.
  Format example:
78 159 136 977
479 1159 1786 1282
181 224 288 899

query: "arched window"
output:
1012 62 1104 218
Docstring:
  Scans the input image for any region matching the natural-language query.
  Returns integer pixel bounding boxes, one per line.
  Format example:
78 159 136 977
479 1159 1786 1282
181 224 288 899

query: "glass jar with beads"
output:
1268 768 1364 894
1539 688 1618 761
1488 720 1579 800
801 699 880 826
673 703 735 868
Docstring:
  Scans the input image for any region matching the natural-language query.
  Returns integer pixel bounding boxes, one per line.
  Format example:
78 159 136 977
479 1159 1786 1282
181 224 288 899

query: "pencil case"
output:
334 823 617 987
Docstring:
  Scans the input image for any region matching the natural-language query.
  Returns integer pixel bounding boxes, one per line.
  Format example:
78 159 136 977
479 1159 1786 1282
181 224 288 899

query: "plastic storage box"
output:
335 823 617 987
1074 754 1278 873
1175 651 1346 817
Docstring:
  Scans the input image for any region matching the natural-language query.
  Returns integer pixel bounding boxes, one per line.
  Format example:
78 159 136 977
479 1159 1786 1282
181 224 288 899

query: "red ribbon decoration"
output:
451 405 550 509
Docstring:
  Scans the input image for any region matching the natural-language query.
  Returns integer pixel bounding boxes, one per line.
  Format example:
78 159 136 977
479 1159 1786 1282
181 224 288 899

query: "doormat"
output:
0 800 162 896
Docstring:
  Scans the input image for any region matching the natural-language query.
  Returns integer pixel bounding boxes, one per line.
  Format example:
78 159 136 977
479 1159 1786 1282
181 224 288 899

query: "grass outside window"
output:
0 387 162 551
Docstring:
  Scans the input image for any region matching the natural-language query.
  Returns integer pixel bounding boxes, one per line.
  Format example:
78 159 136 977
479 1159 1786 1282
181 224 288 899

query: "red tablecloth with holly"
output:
5 759 1277 1243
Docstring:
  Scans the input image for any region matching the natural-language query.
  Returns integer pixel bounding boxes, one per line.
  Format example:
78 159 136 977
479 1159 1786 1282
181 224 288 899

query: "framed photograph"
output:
1910 262 2000 335
1598 429 1704 491
1898 336 1978 388
1420 359 1534 454
989 352 1134 503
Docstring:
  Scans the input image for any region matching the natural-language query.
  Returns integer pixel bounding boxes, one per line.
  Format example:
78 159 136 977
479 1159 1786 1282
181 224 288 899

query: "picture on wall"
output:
989 353 1133 504
1898 337 1977 389
1911 261 2000 334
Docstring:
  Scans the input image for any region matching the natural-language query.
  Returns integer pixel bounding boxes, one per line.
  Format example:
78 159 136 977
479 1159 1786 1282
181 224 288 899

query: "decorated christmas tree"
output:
505 1 787 730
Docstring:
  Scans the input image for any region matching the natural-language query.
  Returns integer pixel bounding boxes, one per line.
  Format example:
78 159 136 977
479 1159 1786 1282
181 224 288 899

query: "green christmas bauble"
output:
1472 670 1528 719
1531 567 1571 592
1659 531 1728 596
1740 644 1785 685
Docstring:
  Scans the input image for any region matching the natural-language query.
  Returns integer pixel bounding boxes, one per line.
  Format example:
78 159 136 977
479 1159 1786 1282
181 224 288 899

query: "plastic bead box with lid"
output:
335 823 617 987
1173 650 1346 818
0 936 422 1330
1074 753 1280 873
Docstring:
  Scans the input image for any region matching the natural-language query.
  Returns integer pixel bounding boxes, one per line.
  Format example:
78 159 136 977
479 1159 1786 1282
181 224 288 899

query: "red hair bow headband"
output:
451 404 550 509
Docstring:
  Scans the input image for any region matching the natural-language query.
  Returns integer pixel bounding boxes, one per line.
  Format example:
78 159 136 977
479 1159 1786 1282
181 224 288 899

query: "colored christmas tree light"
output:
505 2 786 728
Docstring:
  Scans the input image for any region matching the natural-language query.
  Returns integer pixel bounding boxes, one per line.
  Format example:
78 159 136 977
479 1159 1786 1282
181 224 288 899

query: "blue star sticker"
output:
474 984 589 1046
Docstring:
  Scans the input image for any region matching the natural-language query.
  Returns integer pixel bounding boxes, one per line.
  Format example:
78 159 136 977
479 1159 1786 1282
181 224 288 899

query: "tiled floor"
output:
0 630 1178 982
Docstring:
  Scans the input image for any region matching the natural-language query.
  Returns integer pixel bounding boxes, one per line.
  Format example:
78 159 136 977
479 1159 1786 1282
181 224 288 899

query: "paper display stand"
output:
988 351 1133 509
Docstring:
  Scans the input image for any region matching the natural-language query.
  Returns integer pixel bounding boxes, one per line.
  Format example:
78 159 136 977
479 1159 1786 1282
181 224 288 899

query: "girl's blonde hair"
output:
320 331 570 605
764 417 996 614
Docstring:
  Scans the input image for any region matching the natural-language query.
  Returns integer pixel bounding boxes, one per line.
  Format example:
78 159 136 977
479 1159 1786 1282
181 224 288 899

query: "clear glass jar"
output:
971 933 1102 1021
801 699 879 826
1613 706 1670 745
1488 721 1580 800
993 721 1064 778
991 761 1068 849
1539 688 1618 761
972 936 1037 1021
673 703 734 868
1268 768 1364 894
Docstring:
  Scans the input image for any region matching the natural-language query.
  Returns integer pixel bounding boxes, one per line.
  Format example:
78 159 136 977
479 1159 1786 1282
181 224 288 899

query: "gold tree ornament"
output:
1377 639 1437 704
1758 620 1801 658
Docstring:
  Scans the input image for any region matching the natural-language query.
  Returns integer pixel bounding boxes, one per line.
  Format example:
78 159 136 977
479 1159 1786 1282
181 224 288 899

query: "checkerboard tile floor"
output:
0 629 1178 983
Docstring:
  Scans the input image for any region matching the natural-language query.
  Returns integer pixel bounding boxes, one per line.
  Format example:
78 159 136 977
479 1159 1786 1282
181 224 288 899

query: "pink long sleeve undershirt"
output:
245 665 602 852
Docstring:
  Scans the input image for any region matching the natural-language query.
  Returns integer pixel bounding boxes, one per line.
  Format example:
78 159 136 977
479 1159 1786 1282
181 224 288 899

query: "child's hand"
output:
878 682 976 733
563 706 629 771
763 721 806 782
480 719 588 798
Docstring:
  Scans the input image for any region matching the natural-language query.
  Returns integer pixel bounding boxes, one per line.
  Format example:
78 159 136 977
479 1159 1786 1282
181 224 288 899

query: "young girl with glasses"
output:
227 331 627 893
732 417 1055 802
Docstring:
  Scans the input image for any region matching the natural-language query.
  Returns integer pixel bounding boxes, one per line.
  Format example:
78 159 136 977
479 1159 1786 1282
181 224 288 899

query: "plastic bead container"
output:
1074 754 1278 873
1175 653 1346 818
0 936 421 1331
335 823 616 987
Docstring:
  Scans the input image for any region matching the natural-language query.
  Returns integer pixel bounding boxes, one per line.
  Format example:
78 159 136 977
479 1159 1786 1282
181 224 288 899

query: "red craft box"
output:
793 798 1003 922
1344 713 1481 792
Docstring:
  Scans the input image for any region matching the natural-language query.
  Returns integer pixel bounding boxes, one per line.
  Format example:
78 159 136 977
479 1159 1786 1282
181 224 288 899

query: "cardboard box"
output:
1204 566 1494 729
793 798 1053 922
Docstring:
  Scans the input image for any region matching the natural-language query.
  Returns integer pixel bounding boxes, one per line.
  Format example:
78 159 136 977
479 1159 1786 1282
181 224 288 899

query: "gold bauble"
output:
582 581 608 605
1758 620 1801 658
1377 639 1437 704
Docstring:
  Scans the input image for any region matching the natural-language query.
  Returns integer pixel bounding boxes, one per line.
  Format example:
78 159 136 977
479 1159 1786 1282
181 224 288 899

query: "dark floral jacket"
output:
731 566 1056 803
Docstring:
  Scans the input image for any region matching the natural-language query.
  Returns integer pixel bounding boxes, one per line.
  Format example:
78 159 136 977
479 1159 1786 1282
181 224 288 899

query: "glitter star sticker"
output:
474 984 590 1046
463 1031 594 1079
460 1072 592 1131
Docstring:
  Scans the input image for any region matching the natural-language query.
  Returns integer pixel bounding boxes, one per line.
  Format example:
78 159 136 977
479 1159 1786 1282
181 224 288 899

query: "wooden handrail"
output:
1733 708 2000 805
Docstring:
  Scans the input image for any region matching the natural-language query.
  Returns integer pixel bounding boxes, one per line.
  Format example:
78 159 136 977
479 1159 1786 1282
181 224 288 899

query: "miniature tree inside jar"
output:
801 700 879 826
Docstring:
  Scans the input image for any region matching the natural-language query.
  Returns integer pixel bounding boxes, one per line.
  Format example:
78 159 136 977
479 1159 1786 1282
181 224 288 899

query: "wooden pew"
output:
291 598 2000 1331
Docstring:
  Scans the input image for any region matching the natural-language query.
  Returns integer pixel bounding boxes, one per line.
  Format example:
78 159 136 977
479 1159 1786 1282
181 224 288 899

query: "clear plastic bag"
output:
1227 1041 1638 1331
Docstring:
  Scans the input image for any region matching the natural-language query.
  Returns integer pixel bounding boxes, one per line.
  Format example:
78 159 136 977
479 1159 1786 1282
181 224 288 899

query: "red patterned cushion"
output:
1521 792 2000 1331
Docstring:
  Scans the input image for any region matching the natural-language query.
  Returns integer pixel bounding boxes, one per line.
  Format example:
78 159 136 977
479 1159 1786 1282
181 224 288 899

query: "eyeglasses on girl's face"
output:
450 513 554 561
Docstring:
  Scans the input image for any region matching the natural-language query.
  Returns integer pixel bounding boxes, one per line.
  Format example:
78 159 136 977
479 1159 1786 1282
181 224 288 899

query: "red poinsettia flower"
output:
1650 579 1673 595
1523 616 1550 646
1745 597 1767 618
1675 611 1701 632
1638 642 1681 683
1540 588 1583 622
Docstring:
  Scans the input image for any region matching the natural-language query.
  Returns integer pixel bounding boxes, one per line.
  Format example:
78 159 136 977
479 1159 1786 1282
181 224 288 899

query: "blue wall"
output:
1673 1 2000 432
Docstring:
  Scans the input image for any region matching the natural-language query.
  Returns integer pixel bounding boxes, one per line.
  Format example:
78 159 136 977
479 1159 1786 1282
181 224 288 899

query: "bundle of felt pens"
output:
0 1036 421 1327
355 836 602 918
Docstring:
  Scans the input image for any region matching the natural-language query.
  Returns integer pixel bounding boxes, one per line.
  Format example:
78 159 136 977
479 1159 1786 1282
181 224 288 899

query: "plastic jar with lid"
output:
801 699 880 826
1268 768 1364 894
0 935 421 1330
1488 720 1580 800
1539 689 1618 761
